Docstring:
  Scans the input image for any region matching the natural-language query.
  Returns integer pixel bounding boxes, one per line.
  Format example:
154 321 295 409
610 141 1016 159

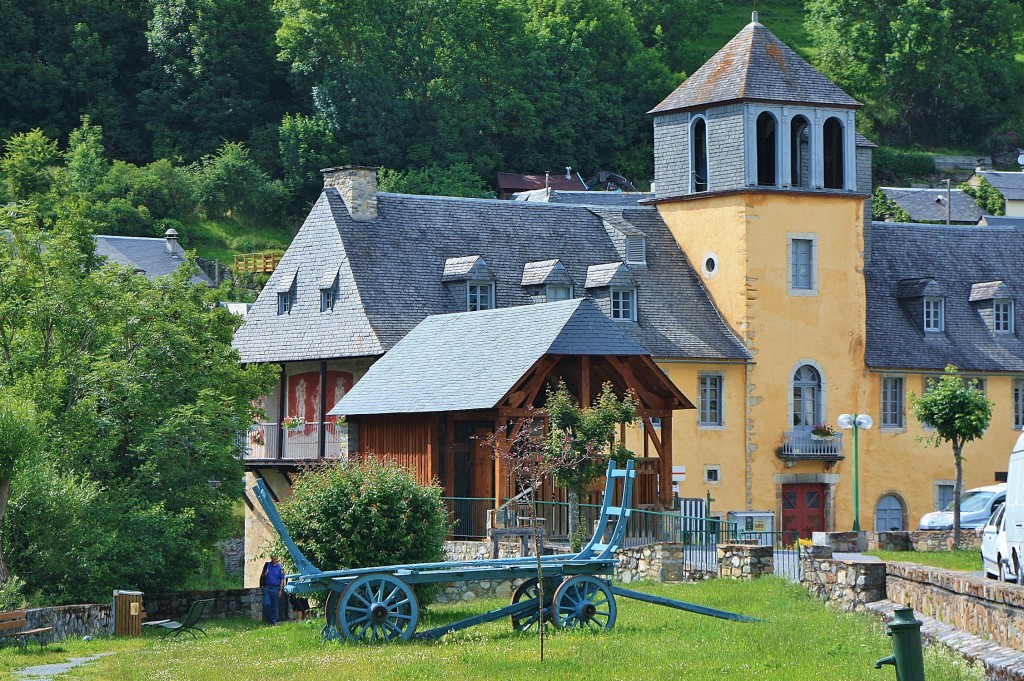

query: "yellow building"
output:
645 14 1024 534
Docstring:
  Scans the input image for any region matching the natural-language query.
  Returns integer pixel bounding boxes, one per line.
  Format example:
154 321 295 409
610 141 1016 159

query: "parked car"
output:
1001 432 1024 583
917 483 1006 531
981 504 1015 581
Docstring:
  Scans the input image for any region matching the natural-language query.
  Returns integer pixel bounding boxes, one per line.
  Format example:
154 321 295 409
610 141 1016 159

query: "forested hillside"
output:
2 0 1023 210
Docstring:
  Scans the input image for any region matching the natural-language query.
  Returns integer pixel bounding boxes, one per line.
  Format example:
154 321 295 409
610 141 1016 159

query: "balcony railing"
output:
778 430 844 463
242 422 346 461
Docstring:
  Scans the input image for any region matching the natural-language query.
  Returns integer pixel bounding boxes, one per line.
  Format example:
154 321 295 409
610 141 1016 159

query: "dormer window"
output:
467 281 494 311
275 269 297 315
319 267 339 313
625 236 646 265
924 297 944 332
995 299 1014 334
611 287 636 321
546 285 572 302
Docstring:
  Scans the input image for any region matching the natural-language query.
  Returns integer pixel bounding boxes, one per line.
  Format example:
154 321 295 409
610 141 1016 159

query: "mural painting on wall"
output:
286 371 354 431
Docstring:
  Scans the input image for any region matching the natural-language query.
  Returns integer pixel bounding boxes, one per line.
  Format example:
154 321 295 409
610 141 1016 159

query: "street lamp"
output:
838 413 873 532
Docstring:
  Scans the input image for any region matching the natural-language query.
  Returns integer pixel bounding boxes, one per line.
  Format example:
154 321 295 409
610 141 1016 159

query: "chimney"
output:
322 166 378 222
164 228 180 257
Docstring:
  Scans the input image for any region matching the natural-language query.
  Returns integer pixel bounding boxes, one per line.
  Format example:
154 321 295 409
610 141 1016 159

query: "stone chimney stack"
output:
164 228 180 257
322 166 378 222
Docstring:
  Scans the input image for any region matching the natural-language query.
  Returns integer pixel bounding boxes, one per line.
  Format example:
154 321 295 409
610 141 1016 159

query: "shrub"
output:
274 459 450 601
872 146 936 184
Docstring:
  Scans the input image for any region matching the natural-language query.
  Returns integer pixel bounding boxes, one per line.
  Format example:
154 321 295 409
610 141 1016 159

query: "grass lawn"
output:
5 579 983 680
865 550 981 573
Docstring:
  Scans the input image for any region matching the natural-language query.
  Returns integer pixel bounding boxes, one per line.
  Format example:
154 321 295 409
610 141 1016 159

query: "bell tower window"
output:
790 115 811 188
756 112 777 186
691 116 708 193
823 117 845 189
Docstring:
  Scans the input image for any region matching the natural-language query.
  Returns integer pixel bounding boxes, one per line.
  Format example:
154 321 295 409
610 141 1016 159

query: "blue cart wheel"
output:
510 577 556 632
321 590 342 641
551 576 616 631
337 574 419 642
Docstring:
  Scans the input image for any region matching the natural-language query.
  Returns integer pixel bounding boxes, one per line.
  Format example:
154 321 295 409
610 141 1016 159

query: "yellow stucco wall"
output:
654 191 1019 533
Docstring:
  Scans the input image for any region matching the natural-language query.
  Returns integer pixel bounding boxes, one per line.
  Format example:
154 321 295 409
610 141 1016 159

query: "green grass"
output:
183 217 295 264
865 550 981 572
9 579 982 680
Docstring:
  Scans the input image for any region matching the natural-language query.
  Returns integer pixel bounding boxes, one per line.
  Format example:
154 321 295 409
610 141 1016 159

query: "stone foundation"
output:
717 543 773 580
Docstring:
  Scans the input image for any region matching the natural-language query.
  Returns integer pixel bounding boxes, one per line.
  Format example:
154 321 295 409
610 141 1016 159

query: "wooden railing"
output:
232 252 283 274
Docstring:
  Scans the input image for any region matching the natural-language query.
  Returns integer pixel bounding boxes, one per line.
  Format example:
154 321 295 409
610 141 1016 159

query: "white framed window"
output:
1014 379 1024 430
881 376 905 429
787 233 817 295
611 287 636 321
320 288 334 312
924 297 944 332
625 236 646 265
704 465 721 484
698 374 724 427
467 281 494 311
277 283 295 315
546 285 572 302
995 299 1014 334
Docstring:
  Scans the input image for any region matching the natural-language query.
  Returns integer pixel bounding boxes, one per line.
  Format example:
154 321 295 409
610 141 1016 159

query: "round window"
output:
701 252 719 278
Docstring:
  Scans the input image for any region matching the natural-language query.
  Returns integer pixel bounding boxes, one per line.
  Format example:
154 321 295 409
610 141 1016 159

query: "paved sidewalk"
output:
867 599 1024 680
14 652 112 680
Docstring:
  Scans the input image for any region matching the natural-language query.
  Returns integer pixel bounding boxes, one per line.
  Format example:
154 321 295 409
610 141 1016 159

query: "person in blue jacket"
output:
261 556 286 624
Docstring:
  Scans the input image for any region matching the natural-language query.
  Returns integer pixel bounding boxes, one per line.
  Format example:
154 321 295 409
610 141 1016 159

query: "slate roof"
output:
865 222 1024 372
979 171 1024 202
232 190 750 364
329 299 649 415
514 189 655 207
879 187 982 224
94 235 214 286
649 17 860 114
981 215 1024 227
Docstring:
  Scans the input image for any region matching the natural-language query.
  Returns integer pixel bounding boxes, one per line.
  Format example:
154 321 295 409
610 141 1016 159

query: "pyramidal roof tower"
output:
649 12 870 201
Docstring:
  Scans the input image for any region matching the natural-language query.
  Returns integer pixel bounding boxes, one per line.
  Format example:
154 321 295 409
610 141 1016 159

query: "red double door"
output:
781 483 826 540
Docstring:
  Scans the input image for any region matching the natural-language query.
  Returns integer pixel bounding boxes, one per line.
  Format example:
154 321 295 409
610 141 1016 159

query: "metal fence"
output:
442 498 494 539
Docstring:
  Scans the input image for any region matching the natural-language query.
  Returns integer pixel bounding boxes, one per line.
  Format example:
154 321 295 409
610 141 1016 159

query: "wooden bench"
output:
0 609 51 648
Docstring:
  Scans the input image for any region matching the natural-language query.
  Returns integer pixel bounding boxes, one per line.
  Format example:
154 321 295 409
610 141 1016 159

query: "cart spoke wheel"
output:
321 591 342 641
552 576 616 631
510 577 556 632
337 574 419 642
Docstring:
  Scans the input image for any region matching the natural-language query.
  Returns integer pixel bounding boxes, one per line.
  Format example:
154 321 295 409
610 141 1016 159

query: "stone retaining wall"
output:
886 562 1024 651
718 544 773 580
799 545 887 612
616 543 686 583
909 530 981 552
24 604 113 643
143 588 262 622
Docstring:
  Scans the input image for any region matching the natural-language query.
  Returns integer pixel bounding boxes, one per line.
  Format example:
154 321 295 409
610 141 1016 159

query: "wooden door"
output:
781 483 826 541
470 427 494 501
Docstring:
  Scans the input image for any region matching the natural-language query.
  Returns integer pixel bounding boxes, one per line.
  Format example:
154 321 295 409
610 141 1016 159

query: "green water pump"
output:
874 606 926 681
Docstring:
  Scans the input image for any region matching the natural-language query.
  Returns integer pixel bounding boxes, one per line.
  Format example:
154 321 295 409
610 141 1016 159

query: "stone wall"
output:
24 604 113 643
799 545 887 612
218 538 245 575
616 543 686 583
910 530 981 552
718 543 773 580
886 562 1024 651
143 588 262 622
867 531 913 552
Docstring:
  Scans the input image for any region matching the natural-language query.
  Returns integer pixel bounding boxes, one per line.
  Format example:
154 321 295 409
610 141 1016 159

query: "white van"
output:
1001 432 1024 582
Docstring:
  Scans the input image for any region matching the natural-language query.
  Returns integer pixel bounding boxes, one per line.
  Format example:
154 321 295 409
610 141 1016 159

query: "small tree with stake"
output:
909 365 992 547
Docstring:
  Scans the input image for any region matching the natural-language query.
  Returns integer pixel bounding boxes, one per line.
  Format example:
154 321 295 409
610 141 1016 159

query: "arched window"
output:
756 112 777 186
791 365 822 430
823 117 845 189
691 117 708 193
790 115 811 188
874 495 905 531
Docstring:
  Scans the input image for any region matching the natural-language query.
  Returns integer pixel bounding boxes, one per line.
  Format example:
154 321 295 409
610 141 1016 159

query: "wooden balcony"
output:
242 422 347 463
777 431 844 465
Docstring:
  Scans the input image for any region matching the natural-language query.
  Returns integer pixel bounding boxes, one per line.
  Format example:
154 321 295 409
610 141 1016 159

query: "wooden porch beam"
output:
641 417 665 458
660 415 673 505
580 355 591 408
605 356 664 409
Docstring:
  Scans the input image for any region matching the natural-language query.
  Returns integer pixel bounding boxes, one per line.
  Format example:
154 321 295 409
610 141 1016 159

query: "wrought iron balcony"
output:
777 430 844 464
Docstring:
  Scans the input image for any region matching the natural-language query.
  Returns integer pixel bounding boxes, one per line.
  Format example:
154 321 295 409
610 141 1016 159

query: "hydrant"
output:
874 606 926 681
